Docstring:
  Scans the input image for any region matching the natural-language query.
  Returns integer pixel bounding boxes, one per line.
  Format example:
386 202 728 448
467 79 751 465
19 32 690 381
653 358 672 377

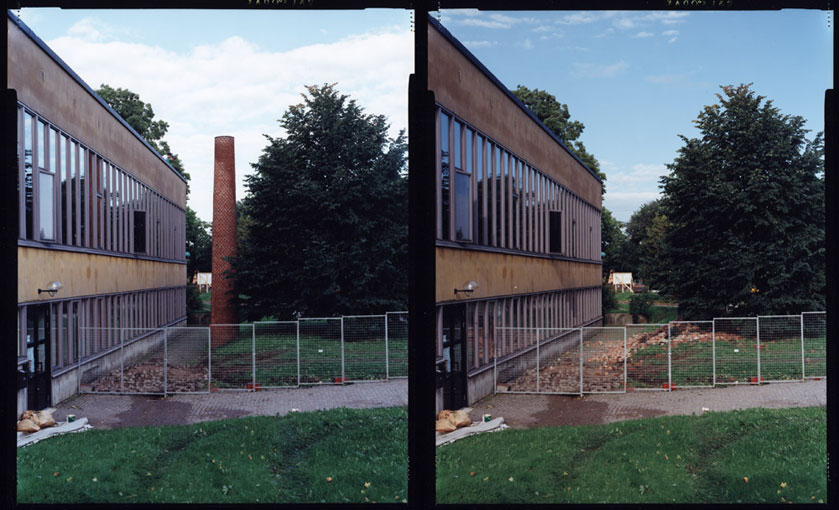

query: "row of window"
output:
437 286 602 371
17 103 185 261
17 287 187 373
437 107 601 261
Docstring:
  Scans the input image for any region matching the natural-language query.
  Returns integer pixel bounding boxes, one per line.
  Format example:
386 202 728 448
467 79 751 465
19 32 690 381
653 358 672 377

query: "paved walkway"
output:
50 379 407 430
467 379 826 428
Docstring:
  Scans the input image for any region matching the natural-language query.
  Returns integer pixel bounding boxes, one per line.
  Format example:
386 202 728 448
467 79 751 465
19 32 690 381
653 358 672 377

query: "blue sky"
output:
437 9 832 222
14 8 832 225
16 8 414 223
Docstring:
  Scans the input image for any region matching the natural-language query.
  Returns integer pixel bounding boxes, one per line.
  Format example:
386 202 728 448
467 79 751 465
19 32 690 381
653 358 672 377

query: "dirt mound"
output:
85 364 208 393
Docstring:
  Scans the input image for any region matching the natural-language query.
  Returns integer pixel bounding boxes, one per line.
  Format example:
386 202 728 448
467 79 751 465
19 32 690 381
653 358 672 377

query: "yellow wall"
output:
18 246 185 303
436 246 601 304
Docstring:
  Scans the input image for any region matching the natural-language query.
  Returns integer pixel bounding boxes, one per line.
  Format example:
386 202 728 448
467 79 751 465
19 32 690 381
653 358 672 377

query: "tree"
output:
623 199 669 287
511 85 606 190
233 84 408 320
185 207 212 281
600 207 628 278
658 84 824 318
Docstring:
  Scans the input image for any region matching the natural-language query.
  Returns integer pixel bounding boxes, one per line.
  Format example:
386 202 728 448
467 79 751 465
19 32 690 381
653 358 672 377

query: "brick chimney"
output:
210 136 237 345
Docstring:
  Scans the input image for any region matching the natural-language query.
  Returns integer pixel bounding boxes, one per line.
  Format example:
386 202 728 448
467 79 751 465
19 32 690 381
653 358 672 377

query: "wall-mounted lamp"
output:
37 281 63 297
454 280 478 296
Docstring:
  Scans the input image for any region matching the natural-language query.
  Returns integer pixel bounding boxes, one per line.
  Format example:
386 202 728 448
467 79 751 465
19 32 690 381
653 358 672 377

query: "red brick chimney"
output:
210 136 238 344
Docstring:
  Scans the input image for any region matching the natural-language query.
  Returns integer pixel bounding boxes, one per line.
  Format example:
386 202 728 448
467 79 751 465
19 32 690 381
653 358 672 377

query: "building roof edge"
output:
427 14 603 185
7 10 188 184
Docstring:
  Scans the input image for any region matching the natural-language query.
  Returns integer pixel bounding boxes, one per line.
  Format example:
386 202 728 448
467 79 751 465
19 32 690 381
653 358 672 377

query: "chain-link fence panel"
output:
802 311 826 378
78 328 168 394
532 328 582 394
299 318 343 384
668 321 714 388
625 324 670 390
757 315 804 383
386 311 408 378
494 328 539 393
165 327 210 393
343 315 387 382
210 324 254 390
254 321 299 388
713 317 758 384
582 327 626 393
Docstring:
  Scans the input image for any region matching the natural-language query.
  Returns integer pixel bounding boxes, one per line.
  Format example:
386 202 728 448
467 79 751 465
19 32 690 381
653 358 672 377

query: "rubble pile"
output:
84 363 208 393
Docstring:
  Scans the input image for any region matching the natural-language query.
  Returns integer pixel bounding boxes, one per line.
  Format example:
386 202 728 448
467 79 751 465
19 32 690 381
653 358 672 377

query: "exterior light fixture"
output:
454 280 478 296
37 281 63 297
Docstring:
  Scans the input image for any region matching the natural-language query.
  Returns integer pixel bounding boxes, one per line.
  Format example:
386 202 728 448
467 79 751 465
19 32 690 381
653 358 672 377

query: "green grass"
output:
627 336 826 387
18 407 407 504
437 406 826 504
210 333 408 388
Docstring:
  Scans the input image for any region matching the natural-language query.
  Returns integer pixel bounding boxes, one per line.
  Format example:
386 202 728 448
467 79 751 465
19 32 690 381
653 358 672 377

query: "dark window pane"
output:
476 134 483 243
549 211 562 253
61 136 68 243
134 210 146 253
465 128 473 174
39 172 54 240
79 149 85 246
455 172 470 240
37 120 46 169
50 127 58 172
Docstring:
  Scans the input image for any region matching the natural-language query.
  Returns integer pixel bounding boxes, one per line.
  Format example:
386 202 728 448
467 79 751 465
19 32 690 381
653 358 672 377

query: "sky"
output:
14 8 832 225
16 8 414 223
436 9 832 223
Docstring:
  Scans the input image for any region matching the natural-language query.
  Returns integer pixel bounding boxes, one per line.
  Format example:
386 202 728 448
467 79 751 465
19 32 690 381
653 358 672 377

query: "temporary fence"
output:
76 312 408 395
494 311 826 396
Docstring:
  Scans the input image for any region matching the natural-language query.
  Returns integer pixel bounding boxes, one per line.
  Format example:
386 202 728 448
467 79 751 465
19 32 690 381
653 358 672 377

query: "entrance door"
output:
26 305 52 410
442 304 467 409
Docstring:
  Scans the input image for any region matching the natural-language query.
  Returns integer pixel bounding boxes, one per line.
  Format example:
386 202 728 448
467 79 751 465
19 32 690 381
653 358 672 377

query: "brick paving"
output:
468 379 826 429
49 379 407 430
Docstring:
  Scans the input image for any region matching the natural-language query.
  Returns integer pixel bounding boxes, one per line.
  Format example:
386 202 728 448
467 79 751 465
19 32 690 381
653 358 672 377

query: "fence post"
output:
493 323 497 395
623 326 628 393
667 323 672 392
756 317 761 384
800 313 806 380
296 320 301 387
340 317 345 384
207 328 212 393
120 328 125 394
712 320 716 387
164 327 168 396
536 327 540 393
384 314 390 380
579 327 584 396
252 323 257 391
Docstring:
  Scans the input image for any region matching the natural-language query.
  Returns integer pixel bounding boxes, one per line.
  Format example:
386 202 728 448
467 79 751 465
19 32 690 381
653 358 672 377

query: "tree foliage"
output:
186 207 212 280
622 199 670 287
600 207 628 278
233 84 408 320
511 85 606 190
658 84 824 318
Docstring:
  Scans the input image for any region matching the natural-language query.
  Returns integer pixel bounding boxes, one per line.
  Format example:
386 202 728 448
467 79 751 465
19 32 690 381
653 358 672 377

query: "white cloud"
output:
634 31 655 38
571 60 629 78
460 18 510 29
453 12 538 29
47 24 412 223
463 40 496 49
614 18 636 30
556 12 599 25
520 38 535 50
532 25 553 33
662 30 679 36
643 11 690 25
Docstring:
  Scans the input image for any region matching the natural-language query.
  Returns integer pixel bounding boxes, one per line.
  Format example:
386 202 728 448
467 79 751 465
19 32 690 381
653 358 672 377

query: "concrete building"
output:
429 17 603 410
9 12 187 413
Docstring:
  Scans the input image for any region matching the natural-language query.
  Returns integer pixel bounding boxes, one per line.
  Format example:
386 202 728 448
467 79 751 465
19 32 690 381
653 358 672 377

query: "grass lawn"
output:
208 324 408 388
626 336 825 388
437 406 826 504
18 407 407 504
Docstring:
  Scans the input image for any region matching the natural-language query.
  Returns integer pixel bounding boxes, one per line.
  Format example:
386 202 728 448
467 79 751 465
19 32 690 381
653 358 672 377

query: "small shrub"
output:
629 293 655 322
602 283 618 315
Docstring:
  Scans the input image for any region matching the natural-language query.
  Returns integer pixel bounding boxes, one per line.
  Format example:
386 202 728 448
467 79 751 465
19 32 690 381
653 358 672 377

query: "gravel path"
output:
49 379 408 430
467 379 826 428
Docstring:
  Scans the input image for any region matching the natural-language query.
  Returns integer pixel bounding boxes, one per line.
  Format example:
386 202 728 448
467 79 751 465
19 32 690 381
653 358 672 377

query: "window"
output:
23 111 34 239
549 211 562 253
134 210 147 254
39 172 54 240
455 172 471 240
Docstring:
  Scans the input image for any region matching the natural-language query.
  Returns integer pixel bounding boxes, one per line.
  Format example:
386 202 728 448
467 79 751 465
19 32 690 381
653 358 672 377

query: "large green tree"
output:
233 84 408 320
622 199 670 287
659 84 824 318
